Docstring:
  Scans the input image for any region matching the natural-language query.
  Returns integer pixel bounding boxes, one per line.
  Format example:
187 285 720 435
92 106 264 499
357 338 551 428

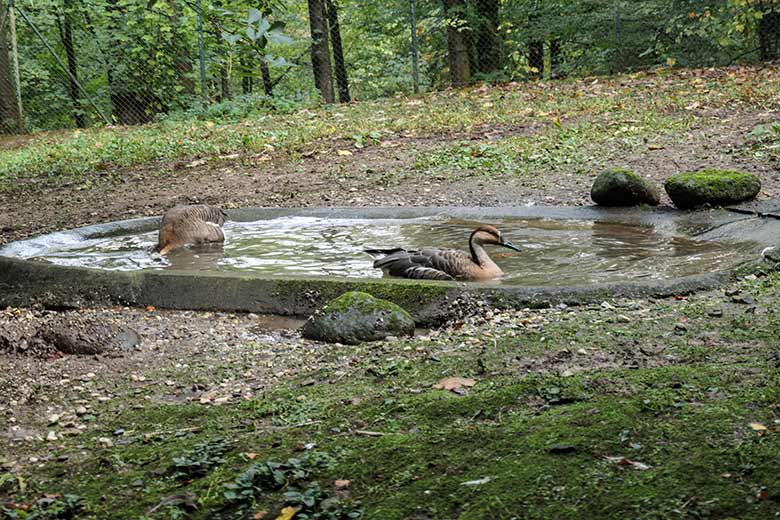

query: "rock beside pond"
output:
302 291 415 344
590 169 660 207
664 170 761 210
35 315 141 355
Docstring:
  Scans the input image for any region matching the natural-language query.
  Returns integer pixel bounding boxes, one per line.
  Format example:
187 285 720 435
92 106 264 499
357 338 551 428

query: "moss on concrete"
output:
664 169 761 209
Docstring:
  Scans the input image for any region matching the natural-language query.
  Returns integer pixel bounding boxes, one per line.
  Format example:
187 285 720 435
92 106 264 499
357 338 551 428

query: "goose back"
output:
366 247 484 281
156 204 227 255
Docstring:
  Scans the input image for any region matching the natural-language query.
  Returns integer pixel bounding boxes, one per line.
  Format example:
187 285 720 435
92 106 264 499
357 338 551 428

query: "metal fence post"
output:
8 0 23 133
613 0 621 72
408 0 420 94
196 0 207 100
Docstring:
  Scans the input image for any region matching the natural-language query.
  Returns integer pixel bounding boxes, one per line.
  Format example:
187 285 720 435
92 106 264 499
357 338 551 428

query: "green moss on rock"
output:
590 168 660 207
302 291 415 344
664 169 761 210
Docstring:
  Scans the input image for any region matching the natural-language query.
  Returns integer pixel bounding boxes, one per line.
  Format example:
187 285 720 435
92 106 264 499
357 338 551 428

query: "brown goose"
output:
365 225 521 281
153 204 227 255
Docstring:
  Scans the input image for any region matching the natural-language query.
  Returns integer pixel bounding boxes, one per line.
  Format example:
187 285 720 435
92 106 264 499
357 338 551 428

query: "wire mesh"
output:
0 0 778 134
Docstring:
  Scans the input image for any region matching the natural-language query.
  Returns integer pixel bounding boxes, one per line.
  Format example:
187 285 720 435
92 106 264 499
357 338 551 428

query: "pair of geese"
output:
154 204 522 281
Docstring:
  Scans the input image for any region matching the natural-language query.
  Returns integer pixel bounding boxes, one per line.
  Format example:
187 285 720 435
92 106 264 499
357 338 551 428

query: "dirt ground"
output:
0 106 778 246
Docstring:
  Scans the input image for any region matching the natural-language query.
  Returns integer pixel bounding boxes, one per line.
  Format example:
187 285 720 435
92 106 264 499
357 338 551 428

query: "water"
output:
4 216 757 286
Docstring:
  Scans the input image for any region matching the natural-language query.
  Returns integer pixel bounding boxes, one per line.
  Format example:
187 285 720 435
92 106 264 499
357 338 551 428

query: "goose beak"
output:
501 239 522 252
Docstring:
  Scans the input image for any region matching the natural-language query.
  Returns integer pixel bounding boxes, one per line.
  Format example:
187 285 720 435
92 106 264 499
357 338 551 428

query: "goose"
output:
365 225 521 281
153 204 227 255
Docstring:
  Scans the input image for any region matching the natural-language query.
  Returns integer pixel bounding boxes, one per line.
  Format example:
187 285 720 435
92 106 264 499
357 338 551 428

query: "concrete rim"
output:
1 205 778 324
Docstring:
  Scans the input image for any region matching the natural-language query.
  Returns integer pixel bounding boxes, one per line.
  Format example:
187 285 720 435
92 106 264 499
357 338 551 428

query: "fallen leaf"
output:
253 511 268 520
461 476 492 486
186 159 207 168
145 305 156 312
334 479 351 490
275 506 300 520
432 377 477 392
605 456 651 471
337 149 353 156
244 452 258 460
648 144 664 150
749 423 767 433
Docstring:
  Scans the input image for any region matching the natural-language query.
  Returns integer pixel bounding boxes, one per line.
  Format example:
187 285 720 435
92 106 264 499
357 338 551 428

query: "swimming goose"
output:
154 204 227 255
365 225 521 281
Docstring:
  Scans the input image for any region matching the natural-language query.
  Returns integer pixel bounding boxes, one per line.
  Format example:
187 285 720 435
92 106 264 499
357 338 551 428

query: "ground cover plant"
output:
1 64 779 518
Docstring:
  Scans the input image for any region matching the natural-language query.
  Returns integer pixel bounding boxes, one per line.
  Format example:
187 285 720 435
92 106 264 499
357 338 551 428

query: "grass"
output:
0 66 778 190
3 273 780 519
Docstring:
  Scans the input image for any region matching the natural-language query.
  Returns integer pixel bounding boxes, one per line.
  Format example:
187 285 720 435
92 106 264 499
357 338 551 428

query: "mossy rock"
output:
664 169 761 210
590 168 660 207
302 291 415 344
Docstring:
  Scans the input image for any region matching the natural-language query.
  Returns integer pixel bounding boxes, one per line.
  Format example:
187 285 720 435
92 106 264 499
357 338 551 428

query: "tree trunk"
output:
261 62 273 96
241 55 253 94
307 0 334 102
528 41 543 78
474 0 500 75
326 0 350 102
550 38 562 78
59 0 85 128
442 0 471 86
0 9 20 133
757 2 780 61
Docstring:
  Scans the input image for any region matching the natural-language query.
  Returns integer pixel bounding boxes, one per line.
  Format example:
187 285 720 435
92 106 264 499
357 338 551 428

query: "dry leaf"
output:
253 512 268 520
186 159 207 168
605 456 651 471
244 452 258 460
334 479 351 490
749 422 768 433
432 377 477 392
648 144 664 150
275 506 300 520
145 305 156 312
336 150 353 156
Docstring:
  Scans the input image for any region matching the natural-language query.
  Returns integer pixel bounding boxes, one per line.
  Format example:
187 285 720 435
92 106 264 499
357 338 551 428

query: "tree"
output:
442 0 471 86
57 0 85 127
326 0 350 102
473 0 501 74
756 0 780 60
0 8 20 133
307 0 334 102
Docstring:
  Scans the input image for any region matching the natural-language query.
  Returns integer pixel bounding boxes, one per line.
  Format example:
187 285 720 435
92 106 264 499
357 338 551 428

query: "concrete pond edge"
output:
1 205 779 325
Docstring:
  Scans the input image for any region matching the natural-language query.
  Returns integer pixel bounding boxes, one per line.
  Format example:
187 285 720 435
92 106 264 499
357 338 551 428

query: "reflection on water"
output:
8 216 757 286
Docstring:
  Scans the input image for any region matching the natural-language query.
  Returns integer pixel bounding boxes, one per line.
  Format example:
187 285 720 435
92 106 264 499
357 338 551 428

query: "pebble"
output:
75 406 88 416
46 430 58 442
97 437 114 448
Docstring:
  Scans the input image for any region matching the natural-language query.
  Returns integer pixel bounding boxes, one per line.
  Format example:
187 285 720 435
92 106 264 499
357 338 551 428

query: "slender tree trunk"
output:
757 1 780 61
307 0 334 102
442 0 471 86
59 0 85 127
241 54 253 94
550 38 562 78
474 0 500 74
0 8 20 133
326 0 350 102
260 62 273 96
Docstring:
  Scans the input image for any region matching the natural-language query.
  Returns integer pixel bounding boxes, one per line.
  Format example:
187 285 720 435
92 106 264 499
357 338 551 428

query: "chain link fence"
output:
0 0 778 134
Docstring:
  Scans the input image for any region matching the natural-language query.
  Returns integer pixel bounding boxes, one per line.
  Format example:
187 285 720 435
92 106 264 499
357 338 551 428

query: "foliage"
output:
7 0 780 133
222 452 363 518
170 438 232 478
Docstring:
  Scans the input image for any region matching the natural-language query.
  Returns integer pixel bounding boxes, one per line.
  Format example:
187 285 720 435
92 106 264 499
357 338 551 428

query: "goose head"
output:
470 225 522 252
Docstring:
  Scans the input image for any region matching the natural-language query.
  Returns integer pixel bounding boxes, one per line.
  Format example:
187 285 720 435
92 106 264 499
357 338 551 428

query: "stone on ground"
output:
664 169 761 210
590 168 661 207
302 291 415 344
35 314 141 355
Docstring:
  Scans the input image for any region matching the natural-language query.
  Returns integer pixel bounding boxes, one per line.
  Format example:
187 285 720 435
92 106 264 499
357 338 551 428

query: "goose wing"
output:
366 247 473 281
